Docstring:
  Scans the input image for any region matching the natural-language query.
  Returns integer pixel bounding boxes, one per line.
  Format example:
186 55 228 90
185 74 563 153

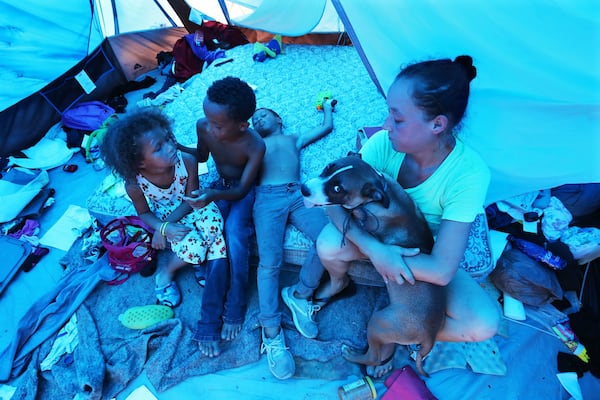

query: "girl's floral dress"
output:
137 150 226 263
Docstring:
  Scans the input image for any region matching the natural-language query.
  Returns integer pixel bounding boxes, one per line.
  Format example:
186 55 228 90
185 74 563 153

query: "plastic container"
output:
338 376 377 400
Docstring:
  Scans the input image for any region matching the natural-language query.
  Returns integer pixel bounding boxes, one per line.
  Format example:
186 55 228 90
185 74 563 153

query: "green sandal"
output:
119 305 174 329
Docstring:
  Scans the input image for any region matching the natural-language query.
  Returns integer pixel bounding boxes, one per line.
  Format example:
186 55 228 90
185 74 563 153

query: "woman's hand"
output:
366 241 420 285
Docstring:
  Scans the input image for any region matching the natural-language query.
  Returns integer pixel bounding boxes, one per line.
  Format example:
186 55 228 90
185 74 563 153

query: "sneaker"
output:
261 328 295 380
281 286 320 339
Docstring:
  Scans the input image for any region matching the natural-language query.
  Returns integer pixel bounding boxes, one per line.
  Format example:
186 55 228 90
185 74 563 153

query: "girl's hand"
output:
164 222 191 242
184 189 211 209
368 242 420 285
152 232 168 250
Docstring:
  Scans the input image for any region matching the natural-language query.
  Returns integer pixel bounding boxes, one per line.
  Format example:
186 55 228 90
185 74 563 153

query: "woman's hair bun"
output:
454 55 477 82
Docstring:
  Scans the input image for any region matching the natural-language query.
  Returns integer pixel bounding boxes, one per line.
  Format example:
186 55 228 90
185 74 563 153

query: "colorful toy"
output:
316 91 337 111
252 34 282 62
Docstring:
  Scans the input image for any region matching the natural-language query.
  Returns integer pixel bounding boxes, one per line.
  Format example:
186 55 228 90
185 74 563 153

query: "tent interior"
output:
1 0 599 399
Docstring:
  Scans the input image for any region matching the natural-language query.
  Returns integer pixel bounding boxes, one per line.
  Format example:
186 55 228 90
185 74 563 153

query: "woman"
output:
314 56 501 377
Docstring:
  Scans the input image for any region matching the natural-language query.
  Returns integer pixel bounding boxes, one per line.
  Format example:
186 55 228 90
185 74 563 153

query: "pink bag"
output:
382 365 438 400
100 216 156 285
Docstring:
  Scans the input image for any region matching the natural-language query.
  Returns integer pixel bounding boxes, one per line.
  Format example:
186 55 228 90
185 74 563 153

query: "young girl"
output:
101 107 234 357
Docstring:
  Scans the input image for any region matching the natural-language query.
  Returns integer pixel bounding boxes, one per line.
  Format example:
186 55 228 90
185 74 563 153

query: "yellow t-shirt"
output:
359 130 490 235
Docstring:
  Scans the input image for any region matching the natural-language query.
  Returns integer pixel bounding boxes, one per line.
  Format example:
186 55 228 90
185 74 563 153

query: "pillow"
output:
459 213 495 281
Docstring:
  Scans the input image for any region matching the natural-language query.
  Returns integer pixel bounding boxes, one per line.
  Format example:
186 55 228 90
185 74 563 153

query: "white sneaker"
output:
281 286 320 339
261 328 295 380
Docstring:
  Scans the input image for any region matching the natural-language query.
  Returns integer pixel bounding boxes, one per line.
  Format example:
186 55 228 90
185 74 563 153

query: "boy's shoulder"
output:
243 128 266 151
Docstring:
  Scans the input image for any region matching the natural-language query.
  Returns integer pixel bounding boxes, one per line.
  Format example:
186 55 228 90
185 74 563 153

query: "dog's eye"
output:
332 185 342 193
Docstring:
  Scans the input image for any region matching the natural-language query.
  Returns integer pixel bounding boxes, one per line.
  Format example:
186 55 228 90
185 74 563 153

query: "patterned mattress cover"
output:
87 43 388 266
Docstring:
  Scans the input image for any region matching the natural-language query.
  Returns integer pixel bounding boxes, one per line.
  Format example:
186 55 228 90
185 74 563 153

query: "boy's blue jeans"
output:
193 256 229 341
253 183 328 329
211 179 255 325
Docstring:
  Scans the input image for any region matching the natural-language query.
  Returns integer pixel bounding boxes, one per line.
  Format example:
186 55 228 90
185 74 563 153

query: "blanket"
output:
9 241 390 399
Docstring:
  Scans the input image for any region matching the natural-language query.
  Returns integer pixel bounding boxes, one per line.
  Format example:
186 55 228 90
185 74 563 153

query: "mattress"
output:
87 43 389 266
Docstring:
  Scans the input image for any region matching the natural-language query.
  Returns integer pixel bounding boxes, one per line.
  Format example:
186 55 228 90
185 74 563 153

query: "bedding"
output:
87 43 389 266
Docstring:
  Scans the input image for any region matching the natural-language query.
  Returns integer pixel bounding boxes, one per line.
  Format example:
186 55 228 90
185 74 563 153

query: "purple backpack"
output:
61 101 115 131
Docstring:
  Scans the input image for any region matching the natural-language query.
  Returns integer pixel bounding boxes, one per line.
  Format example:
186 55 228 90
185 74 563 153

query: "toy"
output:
253 34 282 62
316 91 338 111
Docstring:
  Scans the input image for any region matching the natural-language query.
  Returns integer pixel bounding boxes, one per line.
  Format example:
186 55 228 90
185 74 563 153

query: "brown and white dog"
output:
301 153 446 376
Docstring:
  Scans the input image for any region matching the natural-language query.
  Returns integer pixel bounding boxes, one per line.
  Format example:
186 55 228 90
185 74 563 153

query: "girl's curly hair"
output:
100 107 173 180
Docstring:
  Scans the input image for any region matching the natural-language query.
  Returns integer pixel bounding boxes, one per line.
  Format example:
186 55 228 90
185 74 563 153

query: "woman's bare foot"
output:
199 340 220 357
221 322 242 341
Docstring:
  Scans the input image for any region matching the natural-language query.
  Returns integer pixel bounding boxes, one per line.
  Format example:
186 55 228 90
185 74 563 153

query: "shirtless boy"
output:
251 99 335 379
183 76 265 357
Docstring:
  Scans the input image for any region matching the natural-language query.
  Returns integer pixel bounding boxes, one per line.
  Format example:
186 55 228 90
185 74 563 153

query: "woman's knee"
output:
316 224 345 261
446 270 501 341
463 300 501 341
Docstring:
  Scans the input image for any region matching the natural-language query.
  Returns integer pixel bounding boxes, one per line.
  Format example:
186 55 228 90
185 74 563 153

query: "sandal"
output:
155 281 181 307
193 265 206 287
118 305 174 329
365 352 395 380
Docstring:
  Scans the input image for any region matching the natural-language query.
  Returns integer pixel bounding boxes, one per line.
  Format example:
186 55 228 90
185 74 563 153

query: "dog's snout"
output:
300 183 311 197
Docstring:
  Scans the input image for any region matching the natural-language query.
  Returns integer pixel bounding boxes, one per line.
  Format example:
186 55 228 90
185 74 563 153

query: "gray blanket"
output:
10 246 387 399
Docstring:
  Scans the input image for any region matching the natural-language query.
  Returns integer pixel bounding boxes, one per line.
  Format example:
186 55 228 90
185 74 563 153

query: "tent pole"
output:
153 0 178 28
331 0 384 97
217 0 232 25
165 0 202 33
110 0 119 35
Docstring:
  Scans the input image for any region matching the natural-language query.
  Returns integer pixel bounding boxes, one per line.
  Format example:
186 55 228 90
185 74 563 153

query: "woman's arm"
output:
327 206 471 286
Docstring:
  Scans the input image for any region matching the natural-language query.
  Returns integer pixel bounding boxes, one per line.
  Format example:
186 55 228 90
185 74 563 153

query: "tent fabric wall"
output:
107 27 188 82
229 0 328 36
1 0 599 204
0 0 103 112
0 0 186 157
0 40 127 157
333 0 600 204
188 0 600 203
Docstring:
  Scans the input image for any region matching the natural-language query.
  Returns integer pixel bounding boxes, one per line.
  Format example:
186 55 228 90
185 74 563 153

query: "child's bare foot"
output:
221 322 242 341
199 340 220 357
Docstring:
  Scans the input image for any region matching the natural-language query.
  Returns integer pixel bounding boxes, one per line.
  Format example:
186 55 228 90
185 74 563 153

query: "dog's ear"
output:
361 182 390 208
346 151 362 158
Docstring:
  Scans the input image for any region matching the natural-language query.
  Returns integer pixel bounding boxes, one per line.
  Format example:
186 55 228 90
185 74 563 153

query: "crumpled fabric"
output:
0 255 119 382
542 196 573 241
